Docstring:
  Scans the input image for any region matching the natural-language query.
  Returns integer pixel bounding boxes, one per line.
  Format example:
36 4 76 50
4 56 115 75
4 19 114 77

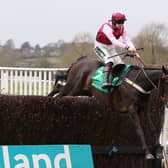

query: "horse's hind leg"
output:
128 105 154 159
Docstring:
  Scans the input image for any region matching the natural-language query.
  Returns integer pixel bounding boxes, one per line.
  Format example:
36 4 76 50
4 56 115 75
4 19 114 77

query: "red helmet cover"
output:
112 12 126 21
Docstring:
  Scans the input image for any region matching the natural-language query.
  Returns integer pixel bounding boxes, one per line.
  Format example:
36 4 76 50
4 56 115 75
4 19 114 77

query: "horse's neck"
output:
129 68 162 91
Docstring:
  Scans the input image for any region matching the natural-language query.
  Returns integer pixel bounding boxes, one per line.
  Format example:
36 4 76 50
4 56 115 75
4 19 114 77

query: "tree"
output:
60 33 96 67
4 39 15 49
134 22 168 64
20 41 33 58
34 44 42 57
20 41 32 50
71 32 95 56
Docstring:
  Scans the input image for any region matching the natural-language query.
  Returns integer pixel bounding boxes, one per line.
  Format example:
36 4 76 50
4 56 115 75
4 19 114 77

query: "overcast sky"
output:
0 0 167 47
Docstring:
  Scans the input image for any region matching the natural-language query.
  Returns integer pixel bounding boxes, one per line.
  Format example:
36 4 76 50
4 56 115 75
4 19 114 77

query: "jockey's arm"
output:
103 25 141 58
122 28 140 58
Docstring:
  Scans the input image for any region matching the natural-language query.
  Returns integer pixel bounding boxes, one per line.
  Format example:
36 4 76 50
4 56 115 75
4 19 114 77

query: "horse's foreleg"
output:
146 110 158 141
48 90 55 97
128 105 154 159
48 83 64 97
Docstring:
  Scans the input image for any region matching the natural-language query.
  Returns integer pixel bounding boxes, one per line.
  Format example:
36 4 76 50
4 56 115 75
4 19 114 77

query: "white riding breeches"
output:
94 41 124 65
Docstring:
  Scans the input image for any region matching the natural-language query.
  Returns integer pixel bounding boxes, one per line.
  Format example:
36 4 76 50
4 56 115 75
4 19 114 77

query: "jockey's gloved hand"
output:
127 47 136 53
127 47 140 58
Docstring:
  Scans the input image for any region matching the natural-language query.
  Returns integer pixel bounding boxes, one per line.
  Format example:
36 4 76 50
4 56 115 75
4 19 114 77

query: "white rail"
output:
0 66 67 96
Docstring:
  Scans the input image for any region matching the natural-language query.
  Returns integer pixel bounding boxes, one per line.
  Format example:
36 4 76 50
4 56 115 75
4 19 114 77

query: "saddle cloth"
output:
91 64 131 93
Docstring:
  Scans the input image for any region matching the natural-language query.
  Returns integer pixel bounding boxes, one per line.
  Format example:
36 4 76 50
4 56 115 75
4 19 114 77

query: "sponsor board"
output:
0 145 94 168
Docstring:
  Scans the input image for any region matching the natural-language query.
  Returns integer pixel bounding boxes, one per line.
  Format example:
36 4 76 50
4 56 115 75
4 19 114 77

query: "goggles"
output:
114 19 125 24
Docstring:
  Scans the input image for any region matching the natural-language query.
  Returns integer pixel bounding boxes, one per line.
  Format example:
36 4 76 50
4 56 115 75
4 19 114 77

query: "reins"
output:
125 65 160 94
124 67 159 95
141 68 158 89
108 48 163 94
125 50 158 91
108 48 144 59
131 53 158 89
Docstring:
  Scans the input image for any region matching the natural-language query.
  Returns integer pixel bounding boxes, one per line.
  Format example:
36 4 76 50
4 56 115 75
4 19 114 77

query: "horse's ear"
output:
162 66 168 74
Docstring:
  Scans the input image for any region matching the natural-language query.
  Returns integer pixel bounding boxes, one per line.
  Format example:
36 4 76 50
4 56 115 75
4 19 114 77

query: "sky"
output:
0 0 167 48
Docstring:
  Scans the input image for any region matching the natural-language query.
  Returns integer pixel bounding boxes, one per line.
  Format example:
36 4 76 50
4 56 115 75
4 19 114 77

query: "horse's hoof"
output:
145 153 155 159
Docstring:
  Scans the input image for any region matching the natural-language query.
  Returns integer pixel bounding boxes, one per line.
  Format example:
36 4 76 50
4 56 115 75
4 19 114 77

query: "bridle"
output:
108 49 167 95
124 67 162 95
138 67 158 89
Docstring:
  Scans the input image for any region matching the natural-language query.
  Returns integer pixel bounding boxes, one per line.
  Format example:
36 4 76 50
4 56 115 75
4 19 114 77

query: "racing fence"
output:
0 66 167 168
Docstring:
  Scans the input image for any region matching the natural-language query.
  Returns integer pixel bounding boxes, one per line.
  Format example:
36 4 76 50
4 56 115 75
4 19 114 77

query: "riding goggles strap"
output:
125 78 151 94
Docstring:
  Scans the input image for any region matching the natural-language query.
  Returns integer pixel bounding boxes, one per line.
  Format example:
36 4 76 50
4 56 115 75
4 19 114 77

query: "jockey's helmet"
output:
111 12 127 24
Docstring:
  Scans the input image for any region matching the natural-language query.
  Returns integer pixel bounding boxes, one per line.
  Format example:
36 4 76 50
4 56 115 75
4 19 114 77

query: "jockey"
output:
95 12 140 88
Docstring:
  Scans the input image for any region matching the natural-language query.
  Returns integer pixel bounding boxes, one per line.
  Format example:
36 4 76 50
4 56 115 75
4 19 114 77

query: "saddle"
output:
91 64 131 93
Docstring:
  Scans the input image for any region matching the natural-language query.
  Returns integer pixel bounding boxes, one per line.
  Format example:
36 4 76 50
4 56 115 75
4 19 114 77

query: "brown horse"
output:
59 56 168 159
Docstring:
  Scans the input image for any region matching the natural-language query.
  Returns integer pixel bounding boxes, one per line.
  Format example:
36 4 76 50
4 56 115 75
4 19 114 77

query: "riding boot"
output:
102 62 113 88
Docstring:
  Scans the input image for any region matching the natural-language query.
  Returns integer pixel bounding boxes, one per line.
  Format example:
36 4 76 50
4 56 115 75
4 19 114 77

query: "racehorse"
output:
58 56 168 159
